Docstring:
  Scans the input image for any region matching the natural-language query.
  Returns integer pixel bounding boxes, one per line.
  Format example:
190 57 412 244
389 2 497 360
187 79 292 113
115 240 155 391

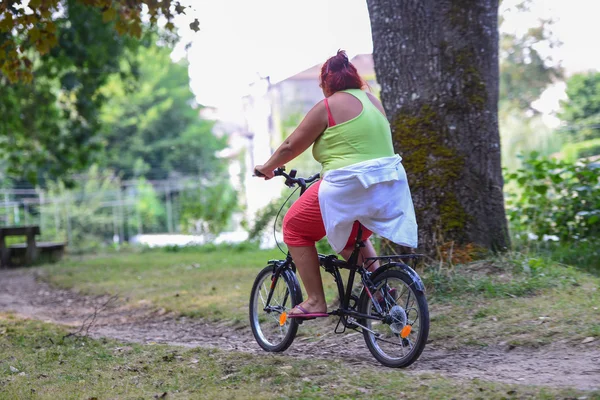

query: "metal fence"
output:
0 176 216 251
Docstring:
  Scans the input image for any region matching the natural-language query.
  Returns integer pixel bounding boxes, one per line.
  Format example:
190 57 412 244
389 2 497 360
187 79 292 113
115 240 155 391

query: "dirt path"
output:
1 268 599 391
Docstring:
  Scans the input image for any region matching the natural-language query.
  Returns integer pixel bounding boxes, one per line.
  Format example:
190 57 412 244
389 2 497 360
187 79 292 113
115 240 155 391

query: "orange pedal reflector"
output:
400 325 412 338
279 312 287 326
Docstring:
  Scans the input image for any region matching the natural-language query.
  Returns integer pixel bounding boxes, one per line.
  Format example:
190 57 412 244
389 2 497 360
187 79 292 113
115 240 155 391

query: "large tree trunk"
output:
367 0 509 255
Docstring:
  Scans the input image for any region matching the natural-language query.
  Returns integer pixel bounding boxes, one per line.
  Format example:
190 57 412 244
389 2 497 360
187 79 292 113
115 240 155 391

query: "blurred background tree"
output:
0 0 199 183
0 0 139 183
1 0 238 247
97 41 226 180
498 0 564 170
0 0 196 81
558 72 600 142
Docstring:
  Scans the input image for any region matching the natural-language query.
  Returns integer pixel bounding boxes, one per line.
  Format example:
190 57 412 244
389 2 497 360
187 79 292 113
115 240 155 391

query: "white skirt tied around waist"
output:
318 154 418 253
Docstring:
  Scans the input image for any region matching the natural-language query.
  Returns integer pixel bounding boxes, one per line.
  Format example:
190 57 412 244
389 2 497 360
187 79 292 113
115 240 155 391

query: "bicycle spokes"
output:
360 269 429 368
250 265 303 352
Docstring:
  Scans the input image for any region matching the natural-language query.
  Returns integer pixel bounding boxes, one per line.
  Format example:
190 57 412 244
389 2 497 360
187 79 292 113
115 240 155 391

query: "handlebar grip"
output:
255 168 286 177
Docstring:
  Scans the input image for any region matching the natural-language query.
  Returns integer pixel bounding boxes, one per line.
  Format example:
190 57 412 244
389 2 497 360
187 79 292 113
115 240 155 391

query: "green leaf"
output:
29 27 41 42
28 0 43 9
130 22 142 38
102 8 117 23
0 13 13 32
533 185 548 195
550 174 563 184
115 20 127 35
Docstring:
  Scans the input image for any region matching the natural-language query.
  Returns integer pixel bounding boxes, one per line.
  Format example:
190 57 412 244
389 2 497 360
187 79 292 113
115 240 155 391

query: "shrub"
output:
504 152 600 243
562 138 600 162
248 191 296 239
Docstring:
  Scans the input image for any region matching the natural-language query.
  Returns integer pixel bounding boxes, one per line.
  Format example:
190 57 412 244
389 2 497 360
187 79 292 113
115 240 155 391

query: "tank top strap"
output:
342 89 384 119
342 88 369 105
324 98 336 127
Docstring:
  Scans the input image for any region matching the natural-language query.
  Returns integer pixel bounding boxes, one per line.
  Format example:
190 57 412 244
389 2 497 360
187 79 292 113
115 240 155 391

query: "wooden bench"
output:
0 226 66 268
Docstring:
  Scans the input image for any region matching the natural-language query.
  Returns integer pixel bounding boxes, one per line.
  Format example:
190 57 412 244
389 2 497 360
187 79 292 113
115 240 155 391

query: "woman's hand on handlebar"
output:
253 165 274 180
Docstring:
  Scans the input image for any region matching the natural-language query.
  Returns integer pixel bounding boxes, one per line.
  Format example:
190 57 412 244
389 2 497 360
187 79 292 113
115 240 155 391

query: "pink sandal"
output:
286 305 329 319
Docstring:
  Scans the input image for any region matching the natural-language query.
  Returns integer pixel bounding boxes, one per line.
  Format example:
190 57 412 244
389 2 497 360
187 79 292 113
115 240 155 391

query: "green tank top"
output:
312 89 395 175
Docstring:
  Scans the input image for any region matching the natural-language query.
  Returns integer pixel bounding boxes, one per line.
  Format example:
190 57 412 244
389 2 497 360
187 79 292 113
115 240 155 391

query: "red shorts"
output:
283 180 372 250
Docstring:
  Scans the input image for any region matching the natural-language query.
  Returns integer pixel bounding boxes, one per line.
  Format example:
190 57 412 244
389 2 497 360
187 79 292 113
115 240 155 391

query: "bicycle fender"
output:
370 262 426 292
267 259 286 268
267 260 303 302
268 259 296 273
282 269 303 299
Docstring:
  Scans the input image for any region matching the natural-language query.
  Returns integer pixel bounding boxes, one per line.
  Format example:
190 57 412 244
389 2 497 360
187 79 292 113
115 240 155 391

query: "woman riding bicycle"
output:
254 50 418 319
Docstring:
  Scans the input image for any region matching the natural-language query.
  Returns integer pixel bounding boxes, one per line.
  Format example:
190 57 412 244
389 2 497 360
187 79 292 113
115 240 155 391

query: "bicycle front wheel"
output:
249 264 303 352
359 268 429 368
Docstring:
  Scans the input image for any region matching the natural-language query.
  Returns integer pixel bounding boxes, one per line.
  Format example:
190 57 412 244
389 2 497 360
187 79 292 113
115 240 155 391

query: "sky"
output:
173 0 600 119
174 0 372 112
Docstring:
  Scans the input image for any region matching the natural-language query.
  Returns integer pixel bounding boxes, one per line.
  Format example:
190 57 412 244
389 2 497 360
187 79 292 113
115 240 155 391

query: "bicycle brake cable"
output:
273 186 299 255
273 180 318 255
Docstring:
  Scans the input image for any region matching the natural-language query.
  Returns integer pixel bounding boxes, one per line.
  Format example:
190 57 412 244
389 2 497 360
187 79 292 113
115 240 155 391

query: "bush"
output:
179 181 239 235
562 138 600 162
248 191 296 239
162 241 259 254
510 235 600 274
505 152 600 242
505 153 600 272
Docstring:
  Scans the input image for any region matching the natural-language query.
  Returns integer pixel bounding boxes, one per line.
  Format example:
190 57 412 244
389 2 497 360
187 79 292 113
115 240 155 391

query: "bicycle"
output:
249 167 429 368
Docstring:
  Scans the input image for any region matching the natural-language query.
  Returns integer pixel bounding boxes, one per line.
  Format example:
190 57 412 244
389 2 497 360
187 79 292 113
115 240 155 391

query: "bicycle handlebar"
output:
254 167 320 189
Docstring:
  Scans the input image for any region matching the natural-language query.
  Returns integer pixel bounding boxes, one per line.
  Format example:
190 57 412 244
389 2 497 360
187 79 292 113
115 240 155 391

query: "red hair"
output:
320 50 365 95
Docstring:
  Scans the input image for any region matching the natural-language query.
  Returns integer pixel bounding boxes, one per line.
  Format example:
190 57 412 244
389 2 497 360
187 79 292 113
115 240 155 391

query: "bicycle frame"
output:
260 167 423 331
265 235 387 329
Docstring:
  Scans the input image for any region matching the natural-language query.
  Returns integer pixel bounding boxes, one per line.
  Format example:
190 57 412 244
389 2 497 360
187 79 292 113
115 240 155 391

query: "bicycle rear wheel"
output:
249 264 303 352
359 268 429 368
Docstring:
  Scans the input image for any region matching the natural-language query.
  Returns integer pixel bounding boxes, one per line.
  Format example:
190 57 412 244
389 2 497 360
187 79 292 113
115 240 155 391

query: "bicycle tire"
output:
249 264 303 352
359 268 429 368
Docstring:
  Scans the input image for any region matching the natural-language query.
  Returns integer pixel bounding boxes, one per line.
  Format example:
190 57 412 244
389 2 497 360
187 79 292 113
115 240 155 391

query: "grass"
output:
422 253 600 348
42 246 600 349
44 246 284 323
0 314 594 400
44 245 351 324
511 236 600 276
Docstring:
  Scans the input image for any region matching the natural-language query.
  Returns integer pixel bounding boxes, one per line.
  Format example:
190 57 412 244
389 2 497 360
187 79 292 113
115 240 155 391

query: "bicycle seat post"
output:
347 224 365 267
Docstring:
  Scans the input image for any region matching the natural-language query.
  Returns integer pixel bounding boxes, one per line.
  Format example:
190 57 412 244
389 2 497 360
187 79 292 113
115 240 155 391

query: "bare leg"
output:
340 238 380 272
287 245 327 314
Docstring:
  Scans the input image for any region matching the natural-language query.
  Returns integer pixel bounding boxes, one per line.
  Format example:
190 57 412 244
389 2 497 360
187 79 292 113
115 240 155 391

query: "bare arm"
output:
255 100 327 178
